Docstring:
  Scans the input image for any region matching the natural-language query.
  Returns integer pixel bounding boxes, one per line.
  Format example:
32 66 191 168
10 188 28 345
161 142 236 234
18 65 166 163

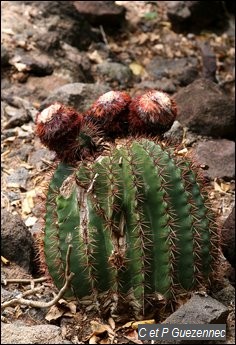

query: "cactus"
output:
42 137 219 318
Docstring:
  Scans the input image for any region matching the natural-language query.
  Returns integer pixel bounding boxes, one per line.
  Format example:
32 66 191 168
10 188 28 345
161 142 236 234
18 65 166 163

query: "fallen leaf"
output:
177 148 188 156
138 32 149 45
214 180 224 193
89 335 100 344
220 182 231 193
22 190 37 215
90 320 110 336
129 62 145 76
45 305 64 321
108 317 115 330
119 319 155 330
1 256 10 265
87 50 104 64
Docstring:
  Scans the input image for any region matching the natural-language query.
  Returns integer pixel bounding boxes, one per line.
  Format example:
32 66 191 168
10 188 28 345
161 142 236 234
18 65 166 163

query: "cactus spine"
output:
43 138 219 317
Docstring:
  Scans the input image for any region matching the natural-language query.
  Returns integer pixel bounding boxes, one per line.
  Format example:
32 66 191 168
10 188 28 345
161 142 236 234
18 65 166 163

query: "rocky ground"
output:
1 1 235 344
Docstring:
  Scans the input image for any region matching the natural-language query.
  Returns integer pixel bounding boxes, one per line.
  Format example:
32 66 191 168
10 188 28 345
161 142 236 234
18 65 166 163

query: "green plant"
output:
42 137 219 318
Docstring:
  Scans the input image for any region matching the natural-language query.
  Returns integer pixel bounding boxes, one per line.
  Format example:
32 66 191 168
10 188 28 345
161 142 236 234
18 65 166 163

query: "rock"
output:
164 120 185 144
1 323 72 344
6 167 29 189
96 62 133 86
191 139 235 180
166 1 229 34
134 79 177 94
35 32 61 52
9 54 53 76
73 0 126 27
28 147 56 170
1 208 35 273
146 57 199 86
40 82 111 113
173 78 235 139
30 1 97 51
3 106 32 129
221 207 235 267
199 41 217 82
214 284 235 307
1 287 14 302
163 294 229 325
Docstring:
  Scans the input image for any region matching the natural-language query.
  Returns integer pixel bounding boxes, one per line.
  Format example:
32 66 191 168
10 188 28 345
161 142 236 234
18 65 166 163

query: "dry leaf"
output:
89 335 100 344
214 180 224 193
1 256 10 265
22 190 37 215
129 62 145 76
90 321 110 336
45 305 64 321
87 50 104 64
149 33 160 42
138 32 149 45
88 320 115 344
177 148 188 156
119 319 155 330
124 333 143 344
220 182 231 193
58 299 77 314
108 317 115 330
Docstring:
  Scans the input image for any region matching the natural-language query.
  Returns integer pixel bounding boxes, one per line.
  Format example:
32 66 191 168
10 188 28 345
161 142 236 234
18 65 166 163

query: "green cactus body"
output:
44 138 219 316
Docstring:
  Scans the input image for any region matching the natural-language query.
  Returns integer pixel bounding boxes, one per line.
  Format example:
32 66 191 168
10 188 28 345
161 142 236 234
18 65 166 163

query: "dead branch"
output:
1 245 74 310
2 277 48 286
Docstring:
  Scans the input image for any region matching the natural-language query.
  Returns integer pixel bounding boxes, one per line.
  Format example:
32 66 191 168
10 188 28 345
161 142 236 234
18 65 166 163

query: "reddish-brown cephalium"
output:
128 90 177 136
85 90 131 137
35 102 83 161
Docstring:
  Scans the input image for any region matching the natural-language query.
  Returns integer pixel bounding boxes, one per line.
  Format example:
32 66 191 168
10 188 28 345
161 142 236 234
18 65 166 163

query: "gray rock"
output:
213 284 235 307
9 54 53 76
28 147 56 170
163 294 229 325
6 167 29 189
97 62 133 86
3 107 32 129
1 287 14 302
1 323 72 344
146 57 199 86
30 1 97 51
135 79 177 94
1 208 35 273
40 82 111 113
166 1 229 34
8 144 34 162
191 139 235 180
221 206 235 267
164 120 184 144
199 41 217 82
173 78 235 139
73 0 126 26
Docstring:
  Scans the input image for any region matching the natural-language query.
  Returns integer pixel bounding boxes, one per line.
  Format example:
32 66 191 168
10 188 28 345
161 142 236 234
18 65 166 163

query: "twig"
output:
2 277 48 286
1 245 74 309
99 25 110 49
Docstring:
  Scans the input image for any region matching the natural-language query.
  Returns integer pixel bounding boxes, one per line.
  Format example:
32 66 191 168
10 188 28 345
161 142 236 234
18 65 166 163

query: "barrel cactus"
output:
36 92 220 319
